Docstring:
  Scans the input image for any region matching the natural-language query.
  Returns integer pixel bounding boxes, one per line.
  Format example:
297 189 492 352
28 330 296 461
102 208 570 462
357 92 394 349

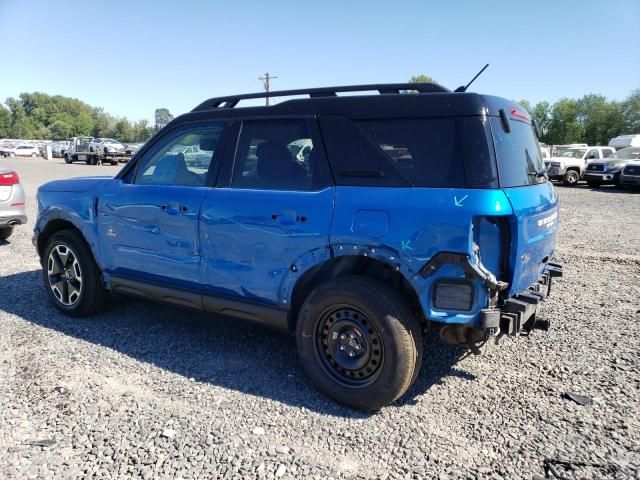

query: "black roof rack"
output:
192 83 449 111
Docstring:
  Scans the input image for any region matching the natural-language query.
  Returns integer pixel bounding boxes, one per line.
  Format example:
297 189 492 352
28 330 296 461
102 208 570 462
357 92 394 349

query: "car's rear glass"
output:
322 116 498 188
490 118 545 188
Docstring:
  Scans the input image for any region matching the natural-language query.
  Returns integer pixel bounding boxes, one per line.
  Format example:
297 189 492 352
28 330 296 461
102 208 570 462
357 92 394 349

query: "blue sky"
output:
1 0 638 122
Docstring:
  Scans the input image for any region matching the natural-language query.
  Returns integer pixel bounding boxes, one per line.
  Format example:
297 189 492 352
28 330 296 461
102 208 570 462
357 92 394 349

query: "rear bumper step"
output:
481 264 562 337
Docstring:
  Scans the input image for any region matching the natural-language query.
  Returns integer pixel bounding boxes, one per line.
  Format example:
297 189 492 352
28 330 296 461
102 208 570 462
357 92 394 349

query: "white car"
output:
89 138 125 154
546 146 615 186
1 145 40 158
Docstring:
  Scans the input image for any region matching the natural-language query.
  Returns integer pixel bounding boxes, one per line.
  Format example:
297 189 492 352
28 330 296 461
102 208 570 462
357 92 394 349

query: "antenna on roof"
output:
454 64 489 93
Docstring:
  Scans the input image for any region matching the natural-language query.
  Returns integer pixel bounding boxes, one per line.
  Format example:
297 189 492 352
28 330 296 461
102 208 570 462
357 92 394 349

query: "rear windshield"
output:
320 116 498 188
490 118 545 188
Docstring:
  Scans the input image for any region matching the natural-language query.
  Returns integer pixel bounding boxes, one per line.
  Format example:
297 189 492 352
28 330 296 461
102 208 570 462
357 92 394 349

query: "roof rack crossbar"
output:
192 82 448 111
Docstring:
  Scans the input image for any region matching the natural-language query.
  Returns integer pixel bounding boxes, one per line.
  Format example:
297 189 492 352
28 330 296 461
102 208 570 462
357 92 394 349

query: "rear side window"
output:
320 116 497 188
490 118 545 188
231 119 328 191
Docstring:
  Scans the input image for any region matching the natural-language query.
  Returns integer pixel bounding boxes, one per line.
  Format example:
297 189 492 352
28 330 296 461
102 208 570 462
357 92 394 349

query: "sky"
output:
1 0 639 123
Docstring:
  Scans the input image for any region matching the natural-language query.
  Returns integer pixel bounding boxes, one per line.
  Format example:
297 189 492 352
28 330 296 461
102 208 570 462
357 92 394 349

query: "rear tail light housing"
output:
0 171 20 186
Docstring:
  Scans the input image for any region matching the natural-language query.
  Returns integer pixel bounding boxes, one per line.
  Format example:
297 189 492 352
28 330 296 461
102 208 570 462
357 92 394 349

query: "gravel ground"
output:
1 157 639 479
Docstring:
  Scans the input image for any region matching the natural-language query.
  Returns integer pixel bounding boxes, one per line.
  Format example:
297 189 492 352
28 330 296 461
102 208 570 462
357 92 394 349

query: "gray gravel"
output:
1 157 639 479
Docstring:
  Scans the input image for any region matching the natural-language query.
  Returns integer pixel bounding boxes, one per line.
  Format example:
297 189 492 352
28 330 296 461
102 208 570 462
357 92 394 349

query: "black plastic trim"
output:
109 276 289 330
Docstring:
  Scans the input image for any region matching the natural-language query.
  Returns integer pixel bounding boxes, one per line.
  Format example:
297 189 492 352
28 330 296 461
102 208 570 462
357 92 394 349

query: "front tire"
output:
0 226 14 240
563 170 580 186
64 154 71 164
42 230 108 317
31 152 37 157
296 276 422 410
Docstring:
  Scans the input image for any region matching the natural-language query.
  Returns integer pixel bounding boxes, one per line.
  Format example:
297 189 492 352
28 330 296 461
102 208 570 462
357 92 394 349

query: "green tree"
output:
546 98 582 144
0 104 10 138
154 108 174 131
111 118 134 142
620 88 640 133
409 74 437 84
132 119 153 142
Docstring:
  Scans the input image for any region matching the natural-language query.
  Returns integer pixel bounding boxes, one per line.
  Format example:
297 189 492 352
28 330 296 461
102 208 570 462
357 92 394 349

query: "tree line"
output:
2 86 639 147
519 89 639 146
0 92 174 143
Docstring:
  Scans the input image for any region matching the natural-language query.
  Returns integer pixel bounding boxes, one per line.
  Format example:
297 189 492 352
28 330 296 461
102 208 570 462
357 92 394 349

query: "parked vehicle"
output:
124 143 144 154
34 83 563 410
619 160 640 189
608 134 640 150
0 169 27 240
89 138 125 154
1 145 40 158
546 146 616 185
51 143 69 158
64 137 131 165
584 147 640 187
551 143 588 158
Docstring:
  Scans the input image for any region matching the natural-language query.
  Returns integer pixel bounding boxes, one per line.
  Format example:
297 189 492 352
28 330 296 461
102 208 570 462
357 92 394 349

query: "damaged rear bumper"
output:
480 262 563 336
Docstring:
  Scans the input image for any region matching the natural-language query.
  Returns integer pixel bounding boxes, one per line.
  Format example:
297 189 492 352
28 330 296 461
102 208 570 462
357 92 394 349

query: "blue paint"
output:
35 172 558 328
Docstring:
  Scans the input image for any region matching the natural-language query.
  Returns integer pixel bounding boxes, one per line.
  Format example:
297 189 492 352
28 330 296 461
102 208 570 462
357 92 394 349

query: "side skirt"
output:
109 276 290 331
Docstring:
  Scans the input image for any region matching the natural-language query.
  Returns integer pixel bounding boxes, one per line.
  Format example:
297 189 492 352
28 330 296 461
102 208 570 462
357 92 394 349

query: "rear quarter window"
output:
320 116 498 188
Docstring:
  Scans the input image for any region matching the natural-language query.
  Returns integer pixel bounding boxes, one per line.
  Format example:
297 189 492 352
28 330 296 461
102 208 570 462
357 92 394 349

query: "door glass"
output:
135 123 225 186
231 119 317 190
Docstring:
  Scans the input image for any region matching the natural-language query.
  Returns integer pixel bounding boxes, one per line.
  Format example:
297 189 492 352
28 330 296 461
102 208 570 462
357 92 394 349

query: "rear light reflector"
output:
0 171 20 186
433 281 474 311
11 202 25 207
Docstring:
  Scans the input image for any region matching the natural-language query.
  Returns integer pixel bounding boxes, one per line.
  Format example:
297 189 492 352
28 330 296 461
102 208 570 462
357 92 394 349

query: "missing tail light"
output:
433 280 474 311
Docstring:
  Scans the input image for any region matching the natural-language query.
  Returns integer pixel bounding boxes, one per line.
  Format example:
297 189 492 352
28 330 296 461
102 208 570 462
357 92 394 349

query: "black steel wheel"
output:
316 306 384 386
297 275 422 410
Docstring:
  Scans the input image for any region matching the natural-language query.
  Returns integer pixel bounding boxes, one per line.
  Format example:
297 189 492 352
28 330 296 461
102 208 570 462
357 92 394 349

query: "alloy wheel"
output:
47 244 83 306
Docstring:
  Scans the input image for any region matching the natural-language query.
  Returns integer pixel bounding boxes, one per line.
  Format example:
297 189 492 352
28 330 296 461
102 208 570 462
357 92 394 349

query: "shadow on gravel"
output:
0 269 469 416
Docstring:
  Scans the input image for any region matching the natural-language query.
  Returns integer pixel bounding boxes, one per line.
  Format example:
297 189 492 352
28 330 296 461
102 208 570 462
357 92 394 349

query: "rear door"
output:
98 121 227 287
199 118 334 305
490 114 559 296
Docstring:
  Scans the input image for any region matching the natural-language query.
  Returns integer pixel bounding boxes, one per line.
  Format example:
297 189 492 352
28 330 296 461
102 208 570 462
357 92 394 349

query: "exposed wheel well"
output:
37 219 79 258
288 255 423 331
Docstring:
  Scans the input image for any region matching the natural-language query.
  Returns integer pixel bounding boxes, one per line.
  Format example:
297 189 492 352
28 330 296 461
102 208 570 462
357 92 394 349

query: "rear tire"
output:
0 227 14 241
296 275 422 410
42 230 108 317
31 152 37 157
563 170 580 186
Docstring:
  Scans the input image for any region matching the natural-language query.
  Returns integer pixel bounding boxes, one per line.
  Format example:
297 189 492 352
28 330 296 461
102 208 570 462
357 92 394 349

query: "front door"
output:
199 118 334 305
98 121 227 287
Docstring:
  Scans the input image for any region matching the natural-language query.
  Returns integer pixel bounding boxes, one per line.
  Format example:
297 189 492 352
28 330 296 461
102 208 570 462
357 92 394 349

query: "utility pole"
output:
259 72 277 106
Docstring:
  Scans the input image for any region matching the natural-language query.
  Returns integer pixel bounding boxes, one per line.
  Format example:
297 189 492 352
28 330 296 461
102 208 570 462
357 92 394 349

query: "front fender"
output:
34 192 102 268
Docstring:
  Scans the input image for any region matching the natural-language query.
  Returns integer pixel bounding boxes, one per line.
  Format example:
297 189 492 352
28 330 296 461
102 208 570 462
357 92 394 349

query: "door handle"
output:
160 203 186 215
271 210 307 225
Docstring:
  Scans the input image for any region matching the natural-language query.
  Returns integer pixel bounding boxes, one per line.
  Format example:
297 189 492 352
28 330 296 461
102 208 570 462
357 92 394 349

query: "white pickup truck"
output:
546 146 615 185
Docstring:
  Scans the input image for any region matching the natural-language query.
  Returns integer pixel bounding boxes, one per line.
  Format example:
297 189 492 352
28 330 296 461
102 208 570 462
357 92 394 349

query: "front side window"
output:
134 122 225 186
231 119 319 191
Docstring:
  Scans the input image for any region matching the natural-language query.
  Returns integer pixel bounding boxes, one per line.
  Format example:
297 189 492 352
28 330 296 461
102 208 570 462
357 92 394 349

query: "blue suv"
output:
34 83 562 410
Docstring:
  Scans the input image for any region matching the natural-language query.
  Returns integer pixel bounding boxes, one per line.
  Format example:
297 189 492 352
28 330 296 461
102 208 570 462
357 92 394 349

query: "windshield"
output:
613 148 640 160
490 118 545 187
561 149 586 159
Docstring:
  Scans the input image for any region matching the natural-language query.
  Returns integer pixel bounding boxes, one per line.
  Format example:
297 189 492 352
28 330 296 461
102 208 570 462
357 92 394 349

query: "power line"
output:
258 73 277 106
